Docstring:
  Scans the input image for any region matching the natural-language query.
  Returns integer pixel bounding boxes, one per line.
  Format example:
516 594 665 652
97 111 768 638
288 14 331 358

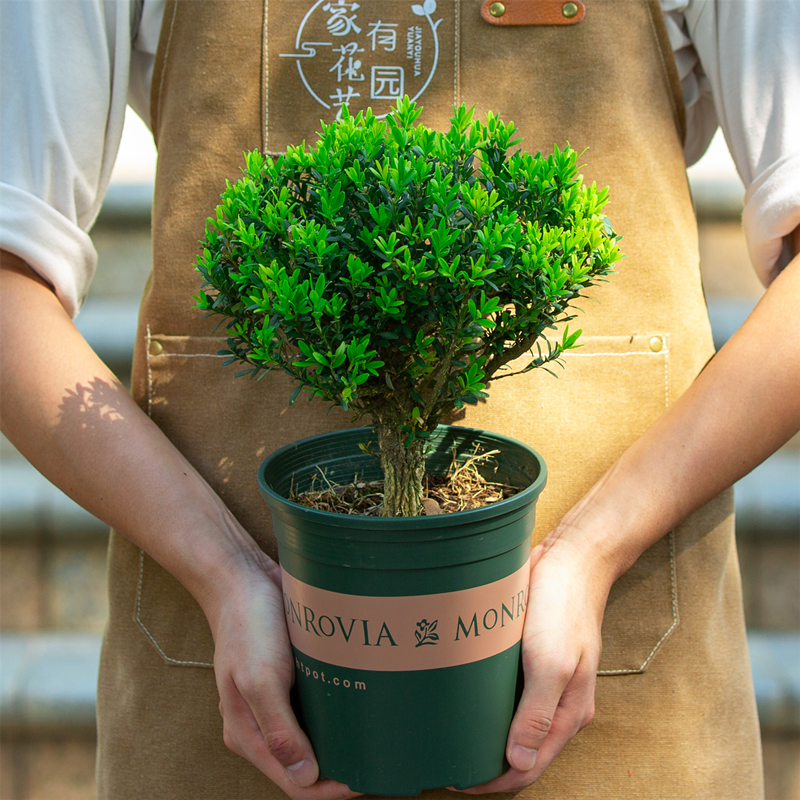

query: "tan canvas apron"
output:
96 1 764 797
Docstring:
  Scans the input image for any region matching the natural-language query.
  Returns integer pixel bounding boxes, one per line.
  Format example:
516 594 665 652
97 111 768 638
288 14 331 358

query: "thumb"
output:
221 673 319 788
506 708 555 773
505 651 597 776
504 656 573 773
260 708 320 788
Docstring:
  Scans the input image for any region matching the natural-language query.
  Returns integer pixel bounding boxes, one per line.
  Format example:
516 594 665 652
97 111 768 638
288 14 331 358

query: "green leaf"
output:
195 98 623 512
289 384 303 404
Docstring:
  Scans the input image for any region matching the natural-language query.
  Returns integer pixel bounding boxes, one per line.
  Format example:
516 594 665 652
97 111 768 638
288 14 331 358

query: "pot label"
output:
280 559 530 671
265 0 458 153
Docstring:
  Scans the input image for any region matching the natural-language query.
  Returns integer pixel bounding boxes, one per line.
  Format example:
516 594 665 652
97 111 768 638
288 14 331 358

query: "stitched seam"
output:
138 325 214 669
597 339 676 675
597 531 679 675
642 0 680 128
565 350 669 358
454 0 460 105
139 333 672 672
598 339 676 675
268 0 269 153
157 352 670 360
155 0 178 140
135 551 214 668
145 324 153 417
152 353 229 359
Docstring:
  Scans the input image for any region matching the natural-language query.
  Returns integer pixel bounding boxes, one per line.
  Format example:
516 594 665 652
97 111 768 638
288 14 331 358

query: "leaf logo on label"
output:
279 0 444 119
414 618 440 647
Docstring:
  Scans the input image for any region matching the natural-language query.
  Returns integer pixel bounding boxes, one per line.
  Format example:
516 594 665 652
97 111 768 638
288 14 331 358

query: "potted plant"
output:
195 97 621 795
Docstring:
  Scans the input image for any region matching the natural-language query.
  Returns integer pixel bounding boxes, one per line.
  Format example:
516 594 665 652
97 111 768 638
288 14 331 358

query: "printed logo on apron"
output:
266 0 459 152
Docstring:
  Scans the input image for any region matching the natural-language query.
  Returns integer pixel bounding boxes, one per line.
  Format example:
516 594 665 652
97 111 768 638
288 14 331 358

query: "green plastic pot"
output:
258 425 546 795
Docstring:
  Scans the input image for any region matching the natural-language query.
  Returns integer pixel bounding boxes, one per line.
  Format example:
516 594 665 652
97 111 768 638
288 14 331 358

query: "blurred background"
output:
1 110 798 799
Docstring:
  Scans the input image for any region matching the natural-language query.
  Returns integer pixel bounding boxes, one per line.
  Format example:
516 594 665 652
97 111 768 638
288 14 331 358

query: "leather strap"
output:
480 0 586 26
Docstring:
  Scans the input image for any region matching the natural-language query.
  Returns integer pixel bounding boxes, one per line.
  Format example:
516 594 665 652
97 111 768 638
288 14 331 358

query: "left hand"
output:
453 526 613 794
453 231 800 794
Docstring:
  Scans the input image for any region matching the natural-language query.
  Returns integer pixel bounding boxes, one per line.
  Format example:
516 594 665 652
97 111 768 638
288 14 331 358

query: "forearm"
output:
0 252 271 630
550 235 800 586
0 252 364 795
477 234 800 792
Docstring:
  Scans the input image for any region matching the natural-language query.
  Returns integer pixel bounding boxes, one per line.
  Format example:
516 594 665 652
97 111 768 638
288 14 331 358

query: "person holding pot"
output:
1 1 798 798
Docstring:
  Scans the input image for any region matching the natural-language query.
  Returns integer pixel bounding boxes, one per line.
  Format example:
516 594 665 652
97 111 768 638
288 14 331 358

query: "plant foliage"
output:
196 97 622 514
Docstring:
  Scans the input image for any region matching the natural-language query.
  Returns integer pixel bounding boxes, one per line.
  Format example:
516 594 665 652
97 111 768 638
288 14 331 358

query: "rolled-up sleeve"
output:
0 184 97 316
0 0 162 317
685 0 800 285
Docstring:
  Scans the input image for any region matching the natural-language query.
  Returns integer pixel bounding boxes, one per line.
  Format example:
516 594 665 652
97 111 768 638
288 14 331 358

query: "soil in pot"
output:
291 446 522 516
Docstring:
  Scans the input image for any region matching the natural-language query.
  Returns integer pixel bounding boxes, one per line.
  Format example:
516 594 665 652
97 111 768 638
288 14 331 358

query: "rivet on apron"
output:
562 2 579 18
649 336 664 353
489 2 506 17
149 340 164 356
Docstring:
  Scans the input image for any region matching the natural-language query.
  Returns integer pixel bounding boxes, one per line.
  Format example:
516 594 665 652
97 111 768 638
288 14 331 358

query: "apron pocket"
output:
137 330 677 673
135 549 215 668
136 328 356 667
598 530 677 674
455 333 678 674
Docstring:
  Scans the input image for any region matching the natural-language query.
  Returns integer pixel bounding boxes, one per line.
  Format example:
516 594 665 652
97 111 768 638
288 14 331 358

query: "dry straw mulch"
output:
291 447 519 516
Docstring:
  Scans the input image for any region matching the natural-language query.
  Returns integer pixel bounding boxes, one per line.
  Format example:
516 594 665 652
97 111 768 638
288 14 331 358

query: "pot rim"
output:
258 424 547 531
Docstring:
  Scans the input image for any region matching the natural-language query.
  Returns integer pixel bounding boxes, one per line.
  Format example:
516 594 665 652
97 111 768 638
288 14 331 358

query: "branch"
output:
482 328 546 382
419 333 461 424
485 349 565 382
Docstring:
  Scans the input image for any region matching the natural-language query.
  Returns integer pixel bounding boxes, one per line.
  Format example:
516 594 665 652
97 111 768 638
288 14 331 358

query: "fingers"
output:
456 653 597 795
453 524 609 794
507 646 595 773
209 570 360 800
218 669 314 785
519 657 596 771
218 672 360 800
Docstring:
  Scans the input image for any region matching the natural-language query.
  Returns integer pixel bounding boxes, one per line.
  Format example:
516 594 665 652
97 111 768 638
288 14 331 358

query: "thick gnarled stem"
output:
376 422 426 517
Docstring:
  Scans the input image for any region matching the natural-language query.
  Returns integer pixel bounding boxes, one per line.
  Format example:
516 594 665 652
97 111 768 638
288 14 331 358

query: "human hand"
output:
0 252 358 799
454 529 612 794
208 557 362 800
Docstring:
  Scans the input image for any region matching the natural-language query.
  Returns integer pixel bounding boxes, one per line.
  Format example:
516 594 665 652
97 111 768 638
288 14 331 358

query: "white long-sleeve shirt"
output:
1 0 798 317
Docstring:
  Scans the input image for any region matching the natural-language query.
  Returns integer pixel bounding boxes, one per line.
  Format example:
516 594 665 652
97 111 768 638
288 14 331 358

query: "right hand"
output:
453 528 608 794
209 557 362 800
